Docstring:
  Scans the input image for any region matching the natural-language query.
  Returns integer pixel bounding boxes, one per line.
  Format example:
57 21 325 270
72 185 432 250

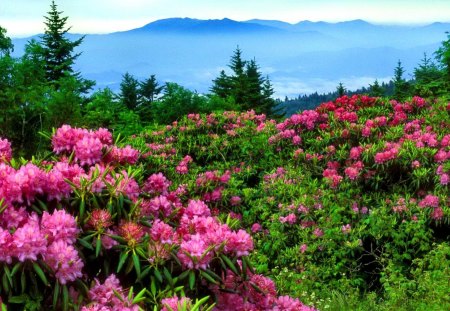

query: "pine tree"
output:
139 74 164 104
369 79 384 97
40 1 93 91
210 47 279 117
392 60 410 101
413 53 444 97
336 82 346 97
210 70 232 98
120 72 140 110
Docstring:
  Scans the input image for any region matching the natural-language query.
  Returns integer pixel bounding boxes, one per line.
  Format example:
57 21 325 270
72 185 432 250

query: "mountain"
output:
126 18 285 34
10 18 449 98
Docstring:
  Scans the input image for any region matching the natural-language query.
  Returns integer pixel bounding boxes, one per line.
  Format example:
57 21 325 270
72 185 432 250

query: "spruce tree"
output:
120 72 140 111
369 79 384 97
211 70 232 98
139 74 164 104
336 82 346 97
413 53 444 97
40 1 93 91
392 60 410 101
211 47 278 117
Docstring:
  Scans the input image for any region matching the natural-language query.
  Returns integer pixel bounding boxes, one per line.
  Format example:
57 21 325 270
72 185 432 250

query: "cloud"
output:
272 76 392 98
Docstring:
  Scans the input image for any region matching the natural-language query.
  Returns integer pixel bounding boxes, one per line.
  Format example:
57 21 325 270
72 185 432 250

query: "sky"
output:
2 0 450 37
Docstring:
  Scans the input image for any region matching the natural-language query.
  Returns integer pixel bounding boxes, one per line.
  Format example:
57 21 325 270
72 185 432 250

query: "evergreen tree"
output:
0 26 13 56
336 82 346 97
211 47 279 117
137 74 164 122
435 32 450 94
392 60 410 101
40 1 93 91
369 79 385 97
119 72 140 110
210 70 232 98
139 74 164 104
413 53 444 97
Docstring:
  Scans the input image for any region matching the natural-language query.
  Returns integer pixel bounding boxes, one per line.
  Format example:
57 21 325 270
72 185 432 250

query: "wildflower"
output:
178 234 212 270
13 215 47 262
119 221 144 247
41 209 79 244
0 138 12 162
341 224 351 234
161 297 192 311
44 240 84 284
143 173 171 195
87 209 113 231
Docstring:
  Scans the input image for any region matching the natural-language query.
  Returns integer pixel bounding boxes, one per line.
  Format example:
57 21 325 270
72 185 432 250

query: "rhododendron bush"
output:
0 124 314 310
0 95 449 310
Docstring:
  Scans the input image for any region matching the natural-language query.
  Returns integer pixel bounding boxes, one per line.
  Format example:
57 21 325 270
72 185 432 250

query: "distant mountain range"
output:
11 18 450 97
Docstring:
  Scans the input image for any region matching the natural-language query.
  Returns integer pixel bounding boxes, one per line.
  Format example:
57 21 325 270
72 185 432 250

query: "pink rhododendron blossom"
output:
0 138 12 162
418 195 440 208
178 234 213 270
41 209 79 244
13 215 47 262
143 173 171 194
44 240 83 284
161 297 192 311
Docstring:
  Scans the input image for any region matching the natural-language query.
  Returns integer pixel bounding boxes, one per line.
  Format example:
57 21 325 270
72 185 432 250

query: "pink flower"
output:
341 224 351 234
313 228 324 237
87 274 139 310
150 220 174 244
431 207 444 220
279 213 297 224
44 240 83 284
0 138 12 162
143 173 171 195
0 228 13 263
299 244 308 254
251 223 262 233
41 209 79 244
226 229 253 257
178 234 213 270
75 136 103 166
13 215 47 262
185 200 211 218
418 195 440 208
161 297 192 311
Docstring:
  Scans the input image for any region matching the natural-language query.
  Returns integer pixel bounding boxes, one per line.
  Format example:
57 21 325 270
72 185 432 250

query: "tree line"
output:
0 1 280 157
1 1 449 156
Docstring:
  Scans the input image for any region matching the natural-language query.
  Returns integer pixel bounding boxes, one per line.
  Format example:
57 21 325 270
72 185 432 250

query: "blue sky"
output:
2 0 450 37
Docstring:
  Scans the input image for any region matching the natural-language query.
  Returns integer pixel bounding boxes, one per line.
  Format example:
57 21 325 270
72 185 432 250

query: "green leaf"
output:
11 262 22 277
33 263 48 286
53 281 60 309
132 287 147 304
154 269 163 283
8 295 28 304
62 284 69 311
191 296 211 311
77 237 94 250
189 270 196 290
220 254 238 275
163 267 173 287
200 270 219 285
117 251 129 273
95 236 102 257
132 252 141 277
79 199 86 220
